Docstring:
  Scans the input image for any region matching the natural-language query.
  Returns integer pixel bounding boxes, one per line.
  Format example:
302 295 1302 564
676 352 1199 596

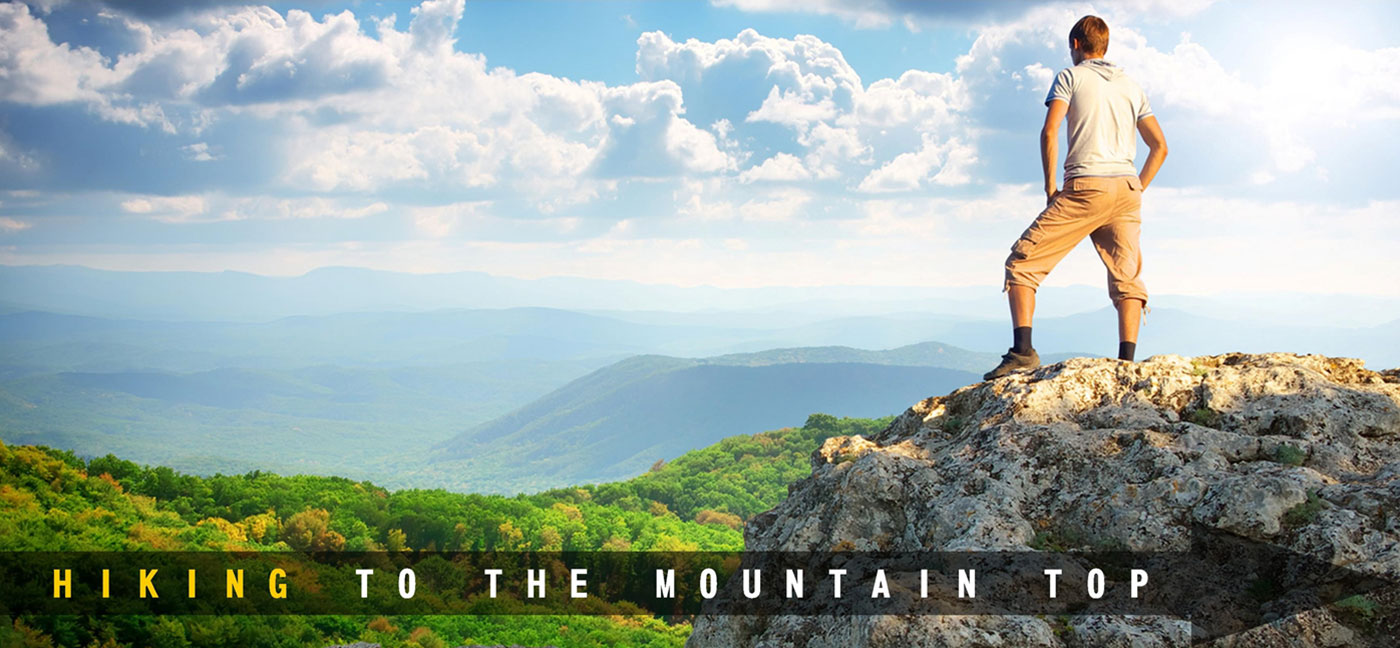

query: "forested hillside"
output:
429 357 966 492
0 413 890 647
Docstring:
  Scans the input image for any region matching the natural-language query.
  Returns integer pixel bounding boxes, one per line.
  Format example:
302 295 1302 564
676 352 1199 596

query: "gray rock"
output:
687 353 1400 647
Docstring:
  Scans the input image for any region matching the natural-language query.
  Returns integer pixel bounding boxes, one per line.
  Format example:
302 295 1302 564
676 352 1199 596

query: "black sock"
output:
1118 341 1136 361
1013 326 1032 353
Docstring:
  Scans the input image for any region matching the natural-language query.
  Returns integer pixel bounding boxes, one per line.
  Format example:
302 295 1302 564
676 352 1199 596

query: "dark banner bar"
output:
3 549 1171 615
0 526 1390 640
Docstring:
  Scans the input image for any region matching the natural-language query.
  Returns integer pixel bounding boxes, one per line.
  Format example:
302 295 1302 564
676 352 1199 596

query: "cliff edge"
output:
687 353 1400 647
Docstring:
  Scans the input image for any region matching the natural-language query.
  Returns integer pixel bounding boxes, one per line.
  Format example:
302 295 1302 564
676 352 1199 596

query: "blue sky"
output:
1 0 1397 298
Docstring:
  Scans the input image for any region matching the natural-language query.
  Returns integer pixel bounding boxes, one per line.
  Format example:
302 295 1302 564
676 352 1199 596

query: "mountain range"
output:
1 263 1395 494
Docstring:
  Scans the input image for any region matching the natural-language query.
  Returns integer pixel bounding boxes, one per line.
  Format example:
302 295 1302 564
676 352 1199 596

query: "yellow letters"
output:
53 569 71 599
269 568 286 599
227 569 244 598
140 569 159 598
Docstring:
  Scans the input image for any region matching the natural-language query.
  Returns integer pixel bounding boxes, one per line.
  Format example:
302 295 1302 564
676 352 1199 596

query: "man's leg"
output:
1116 297 1143 360
990 179 1105 379
1003 179 1113 348
1090 178 1148 361
1009 285 1035 353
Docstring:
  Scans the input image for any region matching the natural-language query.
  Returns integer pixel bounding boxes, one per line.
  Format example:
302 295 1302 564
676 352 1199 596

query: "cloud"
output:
0 3 112 104
4 0 1398 301
934 3 1400 183
182 142 219 161
409 0 465 53
857 134 975 192
0 129 40 173
411 201 484 238
0 216 32 232
122 7 397 107
2 1 751 206
45 0 340 19
590 80 735 177
3 2 391 131
637 28 973 190
218 196 390 221
738 152 811 182
114 193 393 223
4 183 1396 298
710 0 1219 30
737 188 811 221
709 0 1035 30
746 86 841 129
119 194 209 222
638 28 864 128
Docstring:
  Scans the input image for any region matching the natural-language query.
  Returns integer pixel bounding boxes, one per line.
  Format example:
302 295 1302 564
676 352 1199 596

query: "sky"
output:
1 0 1398 297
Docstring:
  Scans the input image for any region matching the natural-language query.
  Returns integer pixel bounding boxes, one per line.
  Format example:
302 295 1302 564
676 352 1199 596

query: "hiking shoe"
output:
983 348 1040 380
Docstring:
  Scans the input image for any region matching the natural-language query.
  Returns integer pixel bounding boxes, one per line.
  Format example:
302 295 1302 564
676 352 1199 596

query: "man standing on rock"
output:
984 15 1168 381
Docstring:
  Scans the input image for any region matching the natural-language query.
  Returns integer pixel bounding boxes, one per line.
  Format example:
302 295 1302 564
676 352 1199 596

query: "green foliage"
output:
0 412 894 647
537 413 892 523
1030 528 1086 552
1330 593 1380 632
1029 525 1126 552
1049 614 1076 638
1185 407 1221 428
1332 594 1378 617
1283 489 1325 528
1271 443 1306 466
281 508 347 552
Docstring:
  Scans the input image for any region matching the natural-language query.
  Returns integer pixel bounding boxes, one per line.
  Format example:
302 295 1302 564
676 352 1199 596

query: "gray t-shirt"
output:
1045 58 1152 179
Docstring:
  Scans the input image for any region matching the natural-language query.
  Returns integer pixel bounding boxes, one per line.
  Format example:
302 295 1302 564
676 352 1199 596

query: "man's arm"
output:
1041 99 1069 204
1136 115 1167 190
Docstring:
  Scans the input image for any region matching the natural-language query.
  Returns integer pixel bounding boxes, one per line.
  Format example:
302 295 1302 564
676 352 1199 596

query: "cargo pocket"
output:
1008 226 1041 264
1004 226 1044 293
1009 226 1045 258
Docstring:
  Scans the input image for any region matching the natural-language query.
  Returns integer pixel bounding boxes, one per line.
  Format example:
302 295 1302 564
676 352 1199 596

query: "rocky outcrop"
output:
687 353 1400 647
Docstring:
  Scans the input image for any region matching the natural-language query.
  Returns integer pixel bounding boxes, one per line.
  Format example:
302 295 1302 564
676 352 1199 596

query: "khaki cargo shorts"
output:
1003 174 1148 307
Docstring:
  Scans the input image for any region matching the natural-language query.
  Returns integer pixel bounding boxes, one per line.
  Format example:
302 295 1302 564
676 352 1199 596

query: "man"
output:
983 15 1168 381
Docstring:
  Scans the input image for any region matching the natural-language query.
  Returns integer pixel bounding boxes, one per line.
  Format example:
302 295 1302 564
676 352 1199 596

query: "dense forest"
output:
0 412 890 647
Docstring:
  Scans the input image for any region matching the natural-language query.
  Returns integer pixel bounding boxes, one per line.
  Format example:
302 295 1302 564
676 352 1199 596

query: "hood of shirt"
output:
1079 58 1122 81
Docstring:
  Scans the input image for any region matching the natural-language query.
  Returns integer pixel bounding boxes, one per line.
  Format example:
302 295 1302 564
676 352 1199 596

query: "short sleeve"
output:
1136 85 1153 120
1045 68 1072 107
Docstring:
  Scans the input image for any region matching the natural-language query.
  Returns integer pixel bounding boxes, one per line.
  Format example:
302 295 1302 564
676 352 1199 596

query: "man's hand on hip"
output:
1045 186 1060 206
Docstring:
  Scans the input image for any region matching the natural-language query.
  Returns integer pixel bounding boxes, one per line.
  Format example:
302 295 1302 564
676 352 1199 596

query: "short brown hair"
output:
1069 15 1109 55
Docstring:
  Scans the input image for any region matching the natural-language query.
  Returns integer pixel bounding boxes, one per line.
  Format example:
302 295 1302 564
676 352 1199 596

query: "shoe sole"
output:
983 365 1040 381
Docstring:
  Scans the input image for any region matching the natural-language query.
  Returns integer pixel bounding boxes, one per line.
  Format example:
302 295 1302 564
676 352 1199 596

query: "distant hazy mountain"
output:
0 306 1080 378
929 307 1400 370
1 268 1393 495
0 263 1101 322
11 263 1395 327
0 307 656 481
0 360 603 480
0 302 1011 491
426 344 990 493
0 307 752 374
